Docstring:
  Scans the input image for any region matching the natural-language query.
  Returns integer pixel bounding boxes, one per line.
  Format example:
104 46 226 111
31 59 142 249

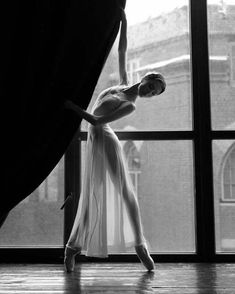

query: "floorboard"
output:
0 263 235 293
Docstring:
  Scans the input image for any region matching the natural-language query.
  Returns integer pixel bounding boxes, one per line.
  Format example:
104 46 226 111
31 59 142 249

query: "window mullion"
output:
190 0 215 261
64 128 81 246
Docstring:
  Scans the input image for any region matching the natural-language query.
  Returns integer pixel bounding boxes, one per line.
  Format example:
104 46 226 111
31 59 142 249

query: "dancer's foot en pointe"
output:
135 243 155 271
64 245 81 272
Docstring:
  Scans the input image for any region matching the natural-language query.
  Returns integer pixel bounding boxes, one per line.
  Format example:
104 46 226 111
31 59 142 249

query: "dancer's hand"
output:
64 100 98 126
120 8 126 21
64 100 75 110
118 7 128 85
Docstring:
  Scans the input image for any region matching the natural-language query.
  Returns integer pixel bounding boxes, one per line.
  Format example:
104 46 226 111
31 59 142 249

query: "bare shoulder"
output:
98 85 125 99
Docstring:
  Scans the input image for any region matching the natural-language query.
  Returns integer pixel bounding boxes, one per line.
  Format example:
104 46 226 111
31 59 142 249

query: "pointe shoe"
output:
135 244 155 271
64 245 81 272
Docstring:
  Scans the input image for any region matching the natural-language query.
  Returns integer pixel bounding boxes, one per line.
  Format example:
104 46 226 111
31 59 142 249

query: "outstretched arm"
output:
118 8 128 85
65 99 135 126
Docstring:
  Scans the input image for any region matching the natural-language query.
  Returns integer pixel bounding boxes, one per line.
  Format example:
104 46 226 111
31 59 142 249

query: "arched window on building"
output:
123 141 141 196
222 146 235 202
230 43 235 87
127 59 140 85
38 164 60 202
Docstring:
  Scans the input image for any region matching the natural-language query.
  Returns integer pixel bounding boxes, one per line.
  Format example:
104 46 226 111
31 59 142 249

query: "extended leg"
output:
123 182 155 271
105 139 154 271
121 182 145 246
104 138 145 245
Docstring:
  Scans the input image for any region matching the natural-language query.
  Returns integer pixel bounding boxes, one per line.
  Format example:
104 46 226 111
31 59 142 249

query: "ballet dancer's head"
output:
138 72 166 98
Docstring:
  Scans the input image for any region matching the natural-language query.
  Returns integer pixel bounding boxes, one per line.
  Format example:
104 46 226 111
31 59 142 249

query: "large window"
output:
80 0 196 255
79 0 235 260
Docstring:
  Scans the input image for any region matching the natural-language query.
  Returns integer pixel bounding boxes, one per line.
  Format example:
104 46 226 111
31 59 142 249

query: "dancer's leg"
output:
122 181 155 271
64 245 81 272
64 188 88 272
64 203 87 272
121 182 145 246
104 139 145 245
105 137 154 271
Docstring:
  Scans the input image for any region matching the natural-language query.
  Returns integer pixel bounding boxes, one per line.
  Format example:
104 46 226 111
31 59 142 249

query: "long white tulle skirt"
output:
67 123 137 257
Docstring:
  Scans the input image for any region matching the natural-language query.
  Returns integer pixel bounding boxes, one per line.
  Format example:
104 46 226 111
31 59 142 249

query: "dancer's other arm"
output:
64 99 135 126
118 8 128 85
64 9 132 125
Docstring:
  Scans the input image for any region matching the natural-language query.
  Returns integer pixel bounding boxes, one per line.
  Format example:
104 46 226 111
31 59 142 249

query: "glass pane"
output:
81 140 195 253
0 159 64 247
232 185 235 198
213 140 235 253
207 1 235 130
82 0 192 131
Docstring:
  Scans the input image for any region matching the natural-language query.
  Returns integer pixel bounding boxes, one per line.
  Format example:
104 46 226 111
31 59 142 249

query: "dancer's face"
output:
138 78 163 97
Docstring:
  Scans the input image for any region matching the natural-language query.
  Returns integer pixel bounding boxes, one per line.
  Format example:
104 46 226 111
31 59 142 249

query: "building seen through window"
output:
127 59 140 85
124 140 141 196
231 43 235 86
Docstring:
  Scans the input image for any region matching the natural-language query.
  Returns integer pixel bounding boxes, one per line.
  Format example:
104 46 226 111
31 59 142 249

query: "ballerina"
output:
64 8 166 272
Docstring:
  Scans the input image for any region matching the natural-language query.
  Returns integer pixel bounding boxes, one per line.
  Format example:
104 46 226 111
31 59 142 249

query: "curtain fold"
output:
1 0 125 222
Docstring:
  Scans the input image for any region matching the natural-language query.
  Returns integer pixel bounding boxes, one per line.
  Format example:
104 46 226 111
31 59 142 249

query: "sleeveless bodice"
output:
91 85 129 117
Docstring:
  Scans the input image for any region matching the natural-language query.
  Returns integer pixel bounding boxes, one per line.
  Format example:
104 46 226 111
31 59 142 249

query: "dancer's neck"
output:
122 83 139 103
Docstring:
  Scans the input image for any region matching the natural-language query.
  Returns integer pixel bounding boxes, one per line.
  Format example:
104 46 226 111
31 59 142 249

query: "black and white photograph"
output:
0 0 235 293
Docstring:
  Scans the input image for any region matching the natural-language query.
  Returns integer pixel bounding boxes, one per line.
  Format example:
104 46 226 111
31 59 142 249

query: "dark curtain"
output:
1 0 125 225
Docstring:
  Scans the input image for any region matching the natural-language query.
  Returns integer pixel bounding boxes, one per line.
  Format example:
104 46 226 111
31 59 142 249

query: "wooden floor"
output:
0 263 235 293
